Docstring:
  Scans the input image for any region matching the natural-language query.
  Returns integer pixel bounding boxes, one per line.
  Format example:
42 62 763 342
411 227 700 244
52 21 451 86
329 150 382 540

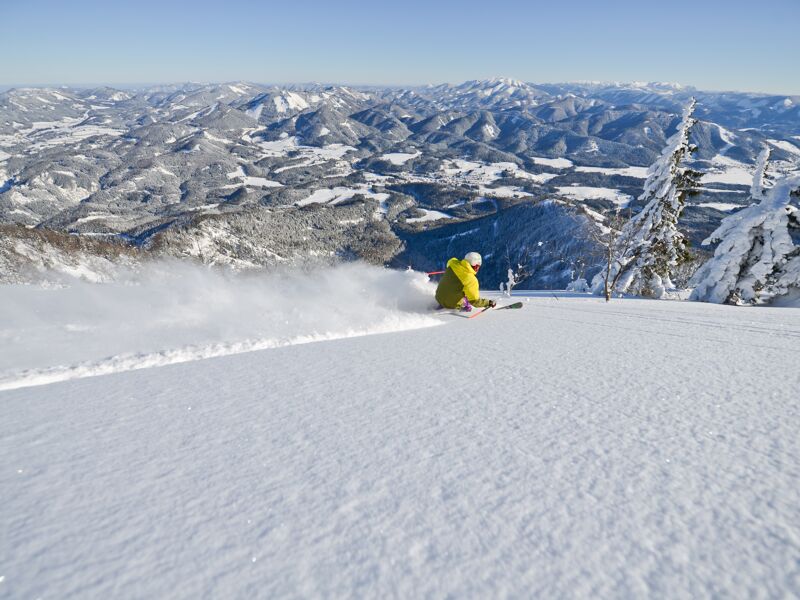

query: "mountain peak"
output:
485 76 527 87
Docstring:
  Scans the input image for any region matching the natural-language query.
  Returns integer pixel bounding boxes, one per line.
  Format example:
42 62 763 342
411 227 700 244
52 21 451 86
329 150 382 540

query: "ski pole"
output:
426 270 445 276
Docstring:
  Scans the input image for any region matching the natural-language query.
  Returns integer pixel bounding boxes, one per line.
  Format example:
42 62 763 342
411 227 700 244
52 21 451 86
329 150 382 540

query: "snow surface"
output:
556 185 633 207
380 151 420 165
701 169 753 186
241 176 282 188
530 156 573 169
2 266 800 598
767 139 800 157
692 202 741 211
424 159 556 202
250 134 299 156
478 185 531 199
405 209 453 223
202 131 233 145
574 165 649 178
440 160 551 184
271 142 355 174
225 166 282 188
247 135 355 173
296 186 389 207
701 155 753 186
70 214 110 225
271 92 310 114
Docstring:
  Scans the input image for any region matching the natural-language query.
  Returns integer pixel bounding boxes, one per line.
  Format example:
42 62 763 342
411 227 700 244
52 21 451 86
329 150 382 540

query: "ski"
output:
466 306 492 319
436 306 490 319
496 301 523 310
466 302 522 317
436 301 522 319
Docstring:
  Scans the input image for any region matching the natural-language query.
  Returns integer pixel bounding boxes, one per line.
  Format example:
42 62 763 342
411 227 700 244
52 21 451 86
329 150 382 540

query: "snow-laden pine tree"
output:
765 200 800 304
749 145 775 200
591 99 700 299
690 148 800 304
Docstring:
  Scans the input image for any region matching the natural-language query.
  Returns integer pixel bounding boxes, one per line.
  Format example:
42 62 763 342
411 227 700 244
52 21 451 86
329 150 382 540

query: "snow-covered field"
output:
574 165 650 178
530 156 573 169
701 155 754 186
245 134 357 176
296 185 390 207
556 185 634 207
8 115 124 153
405 208 454 223
225 166 282 188
380 151 420 165
692 202 741 212
439 159 557 185
2 264 799 598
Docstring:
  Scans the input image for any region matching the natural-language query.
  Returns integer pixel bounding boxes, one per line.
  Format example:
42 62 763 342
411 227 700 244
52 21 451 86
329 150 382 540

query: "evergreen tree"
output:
763 184 800 302
591 99 700 298
749 145 775 200
690 150 800 304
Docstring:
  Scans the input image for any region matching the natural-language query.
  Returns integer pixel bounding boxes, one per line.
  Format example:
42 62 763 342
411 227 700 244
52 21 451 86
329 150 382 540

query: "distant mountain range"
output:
1 78 799 287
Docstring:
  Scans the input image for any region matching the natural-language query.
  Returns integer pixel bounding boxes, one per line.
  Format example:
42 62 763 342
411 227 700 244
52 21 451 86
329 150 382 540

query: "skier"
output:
435 252 496 311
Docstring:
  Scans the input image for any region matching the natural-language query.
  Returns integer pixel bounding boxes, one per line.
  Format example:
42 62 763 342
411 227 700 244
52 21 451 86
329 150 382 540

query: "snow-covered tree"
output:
501 268 522 296
759 181 800 303
591 99 700 298
766 229 800 305
500 244 531 295
690 156 800 304
586 209 637 301
749 145 774 200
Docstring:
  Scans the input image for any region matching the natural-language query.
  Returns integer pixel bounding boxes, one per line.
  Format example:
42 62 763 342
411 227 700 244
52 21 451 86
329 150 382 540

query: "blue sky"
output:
1 0 798 94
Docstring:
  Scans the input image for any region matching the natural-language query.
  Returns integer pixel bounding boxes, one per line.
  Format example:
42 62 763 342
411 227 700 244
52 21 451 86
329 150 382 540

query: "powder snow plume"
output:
0 261 441 389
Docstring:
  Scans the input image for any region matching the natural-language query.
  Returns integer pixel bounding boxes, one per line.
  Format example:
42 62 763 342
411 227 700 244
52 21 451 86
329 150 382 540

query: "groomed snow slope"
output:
2 280 800 597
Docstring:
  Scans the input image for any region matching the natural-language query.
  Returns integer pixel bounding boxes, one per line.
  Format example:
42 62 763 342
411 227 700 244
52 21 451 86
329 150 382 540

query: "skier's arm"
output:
463 278 494 307
470 297 494 307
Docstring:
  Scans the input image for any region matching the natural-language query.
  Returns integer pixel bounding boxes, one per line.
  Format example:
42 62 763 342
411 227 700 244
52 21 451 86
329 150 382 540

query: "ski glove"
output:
461 297 473 312
488 300 497 308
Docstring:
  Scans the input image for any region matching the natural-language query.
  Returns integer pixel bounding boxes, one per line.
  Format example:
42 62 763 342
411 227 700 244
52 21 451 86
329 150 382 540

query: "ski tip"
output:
499 302 523 309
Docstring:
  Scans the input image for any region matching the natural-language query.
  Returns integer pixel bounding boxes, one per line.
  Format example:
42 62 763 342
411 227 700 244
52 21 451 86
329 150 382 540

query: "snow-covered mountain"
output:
414 77 551 111
2 79 799 287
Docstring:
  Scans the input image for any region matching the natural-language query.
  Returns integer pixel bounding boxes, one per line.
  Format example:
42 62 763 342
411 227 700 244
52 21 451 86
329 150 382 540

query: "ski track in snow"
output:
2 292 800 598
0 317 441 391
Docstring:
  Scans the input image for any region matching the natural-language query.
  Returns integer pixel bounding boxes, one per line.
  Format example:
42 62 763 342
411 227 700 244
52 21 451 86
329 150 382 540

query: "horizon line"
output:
1 78 797 98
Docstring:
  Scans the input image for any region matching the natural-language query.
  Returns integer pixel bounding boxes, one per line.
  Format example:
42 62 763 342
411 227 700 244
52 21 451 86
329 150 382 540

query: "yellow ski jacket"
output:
435 257 492 309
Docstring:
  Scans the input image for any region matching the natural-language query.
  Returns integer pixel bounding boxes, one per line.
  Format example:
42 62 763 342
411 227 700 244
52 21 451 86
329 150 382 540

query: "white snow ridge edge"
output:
0 316 441 391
